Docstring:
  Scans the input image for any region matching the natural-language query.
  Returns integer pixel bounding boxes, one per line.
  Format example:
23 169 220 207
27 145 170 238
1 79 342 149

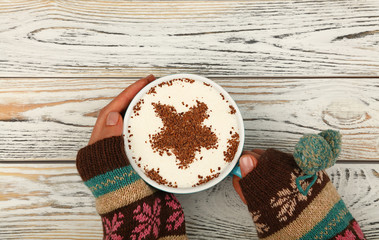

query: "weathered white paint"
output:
0 164 378 239
0 1 379 76
1 1 379 239
1 77 378 161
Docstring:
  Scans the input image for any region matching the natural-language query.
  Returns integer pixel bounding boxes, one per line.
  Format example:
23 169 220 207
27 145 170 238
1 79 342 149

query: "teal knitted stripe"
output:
84 165 141 198
299 199 353 240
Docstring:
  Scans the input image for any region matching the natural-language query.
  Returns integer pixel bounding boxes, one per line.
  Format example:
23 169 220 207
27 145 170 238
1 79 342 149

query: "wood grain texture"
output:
1 77 378 161
0 0 379 76
0 163 378 239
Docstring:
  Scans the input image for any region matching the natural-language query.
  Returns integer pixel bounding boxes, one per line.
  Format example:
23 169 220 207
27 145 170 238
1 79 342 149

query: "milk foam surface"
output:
126 78 240 188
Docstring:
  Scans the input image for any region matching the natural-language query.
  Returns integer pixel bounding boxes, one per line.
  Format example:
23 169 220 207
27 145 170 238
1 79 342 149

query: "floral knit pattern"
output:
316 170 325 184
165 194 185 231
269 169 309 222
335 229 356 240
131 198 162 240
102 212 125 240
352 221 366 240
269 169 325 222
77 136 187 240
251 210 270 234
238 148 365 240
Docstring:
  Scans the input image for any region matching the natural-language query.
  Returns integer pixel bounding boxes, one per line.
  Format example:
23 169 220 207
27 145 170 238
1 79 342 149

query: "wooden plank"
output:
1 77 378 161
0 1 379 76
0 163 378 239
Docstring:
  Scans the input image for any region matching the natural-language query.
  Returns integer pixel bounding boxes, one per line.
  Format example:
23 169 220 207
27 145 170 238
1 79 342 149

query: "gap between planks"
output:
1 76 379 79
1 160 378 164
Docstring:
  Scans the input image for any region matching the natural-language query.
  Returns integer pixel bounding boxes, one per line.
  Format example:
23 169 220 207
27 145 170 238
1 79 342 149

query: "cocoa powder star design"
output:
150 100 218 169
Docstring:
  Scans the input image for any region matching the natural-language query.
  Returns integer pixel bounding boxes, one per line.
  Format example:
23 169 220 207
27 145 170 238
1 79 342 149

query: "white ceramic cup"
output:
123 74 244 194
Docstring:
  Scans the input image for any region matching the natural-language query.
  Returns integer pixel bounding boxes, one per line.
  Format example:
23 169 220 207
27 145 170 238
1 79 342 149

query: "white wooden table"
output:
1 1 379 239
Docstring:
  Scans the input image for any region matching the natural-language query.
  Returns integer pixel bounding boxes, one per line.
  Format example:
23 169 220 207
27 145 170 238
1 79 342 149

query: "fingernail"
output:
145 74 155 83
106 112 120 126
240 155 255 176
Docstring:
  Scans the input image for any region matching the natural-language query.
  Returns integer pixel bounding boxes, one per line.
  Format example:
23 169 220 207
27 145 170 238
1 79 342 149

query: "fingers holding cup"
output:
232 149 263 204
88 75 156 145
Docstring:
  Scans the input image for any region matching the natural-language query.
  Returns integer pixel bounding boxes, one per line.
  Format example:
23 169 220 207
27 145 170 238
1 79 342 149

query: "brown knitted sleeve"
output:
76 136 129 181
239 149 365 240
76 136 187 240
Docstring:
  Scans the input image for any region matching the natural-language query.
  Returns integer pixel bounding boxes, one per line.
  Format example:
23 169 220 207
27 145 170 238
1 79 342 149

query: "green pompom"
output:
294 130 341 175
318 130 342 165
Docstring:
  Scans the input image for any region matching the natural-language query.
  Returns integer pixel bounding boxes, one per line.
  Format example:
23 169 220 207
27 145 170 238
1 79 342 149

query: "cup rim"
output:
123 74 245 194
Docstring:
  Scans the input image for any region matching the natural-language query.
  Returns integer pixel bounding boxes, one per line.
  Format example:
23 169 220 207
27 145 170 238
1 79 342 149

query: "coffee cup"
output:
123 74 244 194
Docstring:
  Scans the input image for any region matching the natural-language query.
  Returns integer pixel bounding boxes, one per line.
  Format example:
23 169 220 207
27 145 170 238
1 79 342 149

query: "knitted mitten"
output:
76 136 187 240
239 130 365 240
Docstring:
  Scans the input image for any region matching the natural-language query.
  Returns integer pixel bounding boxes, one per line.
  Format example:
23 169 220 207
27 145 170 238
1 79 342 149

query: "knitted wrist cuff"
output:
76 136 129 182
238 148 365 240
76 137 188 239
238 148 328 237
239 148 298 208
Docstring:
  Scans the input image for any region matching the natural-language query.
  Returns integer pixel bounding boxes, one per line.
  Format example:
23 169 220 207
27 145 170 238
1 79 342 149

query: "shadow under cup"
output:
123 74 245 194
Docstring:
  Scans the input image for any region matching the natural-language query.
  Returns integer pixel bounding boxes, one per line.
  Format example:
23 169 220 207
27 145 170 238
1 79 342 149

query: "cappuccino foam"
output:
126 78 240 188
